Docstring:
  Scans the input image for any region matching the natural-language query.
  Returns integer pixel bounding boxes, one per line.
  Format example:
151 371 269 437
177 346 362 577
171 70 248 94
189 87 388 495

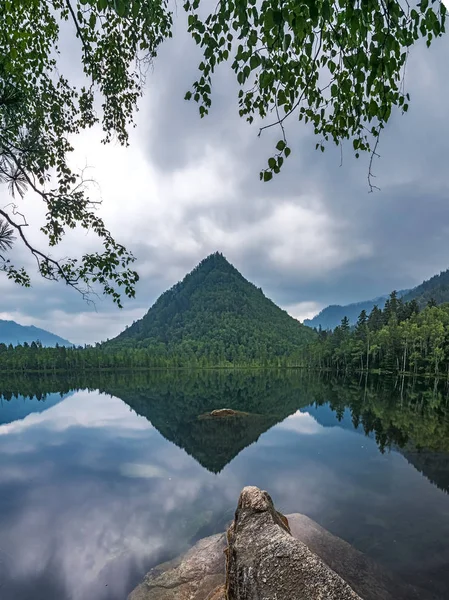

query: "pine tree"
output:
368 305 383 332
341 316 350 332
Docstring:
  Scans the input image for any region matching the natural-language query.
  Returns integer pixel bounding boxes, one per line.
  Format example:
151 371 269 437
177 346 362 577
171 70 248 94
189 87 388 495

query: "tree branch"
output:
0 208 94 302
65 0 90 57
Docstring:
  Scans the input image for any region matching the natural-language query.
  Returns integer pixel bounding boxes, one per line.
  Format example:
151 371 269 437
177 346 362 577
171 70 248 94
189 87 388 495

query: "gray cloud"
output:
0 19 448 343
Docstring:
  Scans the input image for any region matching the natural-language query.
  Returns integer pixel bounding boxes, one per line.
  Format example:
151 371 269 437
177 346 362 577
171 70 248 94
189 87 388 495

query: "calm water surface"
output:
1 371 449 600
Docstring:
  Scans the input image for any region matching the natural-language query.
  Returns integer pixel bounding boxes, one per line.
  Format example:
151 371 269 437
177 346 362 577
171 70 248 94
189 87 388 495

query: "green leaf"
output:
250 54 261 69
263 170 273 182
276 140 286 151
114 0 126 16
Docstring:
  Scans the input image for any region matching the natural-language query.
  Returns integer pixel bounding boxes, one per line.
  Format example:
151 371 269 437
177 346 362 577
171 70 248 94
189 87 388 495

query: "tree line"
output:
0 339 309 372
307 292 449 376
2 291 449 375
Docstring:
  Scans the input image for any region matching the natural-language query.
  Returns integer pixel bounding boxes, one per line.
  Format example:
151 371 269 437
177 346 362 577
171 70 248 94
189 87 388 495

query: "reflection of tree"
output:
1 371 449 490
307 375 449 494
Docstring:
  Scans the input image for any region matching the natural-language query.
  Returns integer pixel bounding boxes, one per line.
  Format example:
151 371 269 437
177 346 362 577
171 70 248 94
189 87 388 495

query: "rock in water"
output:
128 486 429 600
286 514 429 600
197 408 251 419
225 486 362 600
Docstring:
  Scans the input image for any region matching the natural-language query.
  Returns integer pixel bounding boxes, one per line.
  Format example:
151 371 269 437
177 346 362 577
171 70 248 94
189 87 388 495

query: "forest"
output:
307 292 449 376
0 340 308 372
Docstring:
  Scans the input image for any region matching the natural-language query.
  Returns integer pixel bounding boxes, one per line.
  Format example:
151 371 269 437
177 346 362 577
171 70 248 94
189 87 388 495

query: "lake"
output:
1 370 449 600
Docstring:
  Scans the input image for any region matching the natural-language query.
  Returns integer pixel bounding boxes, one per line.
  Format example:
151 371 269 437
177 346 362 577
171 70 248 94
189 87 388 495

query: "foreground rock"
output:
226 486 361 600
129 486 431 600
286 514 428 600
129 533 226 600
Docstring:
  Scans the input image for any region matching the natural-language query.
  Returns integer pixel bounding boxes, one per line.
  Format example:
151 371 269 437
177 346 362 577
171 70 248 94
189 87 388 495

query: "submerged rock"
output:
128 486 432 600
198 408 251 419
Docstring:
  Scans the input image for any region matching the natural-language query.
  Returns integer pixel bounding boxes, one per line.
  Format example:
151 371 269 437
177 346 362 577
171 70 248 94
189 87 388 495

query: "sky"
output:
1 16 449 345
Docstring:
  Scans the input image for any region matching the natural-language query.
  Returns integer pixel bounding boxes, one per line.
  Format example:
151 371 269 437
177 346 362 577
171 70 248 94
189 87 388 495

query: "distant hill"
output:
106 252 314 360
0 320 72 347
401 269 449 308
304 269 449 330
304 295 393 330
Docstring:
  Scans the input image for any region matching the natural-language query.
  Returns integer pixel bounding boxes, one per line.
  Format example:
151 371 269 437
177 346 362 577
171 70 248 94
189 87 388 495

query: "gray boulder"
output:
226 486 361 599
287 513 430 600
128 486 432 600
128 533 226 600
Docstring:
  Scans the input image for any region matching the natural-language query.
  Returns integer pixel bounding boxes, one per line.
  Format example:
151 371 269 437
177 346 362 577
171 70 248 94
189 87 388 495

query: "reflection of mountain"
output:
401 448 449 495
305 405 362 432
1 370 448 491
101 372 449 487
0 392 71 425
100 371 449 494
101 371 308 473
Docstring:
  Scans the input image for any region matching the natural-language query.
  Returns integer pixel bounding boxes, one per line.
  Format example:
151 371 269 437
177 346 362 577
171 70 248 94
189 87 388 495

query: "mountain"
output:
0 319 72 347
401 448 449 496
401 268 449 308
305 268 449 330
106 252 314 359
304 295 393 330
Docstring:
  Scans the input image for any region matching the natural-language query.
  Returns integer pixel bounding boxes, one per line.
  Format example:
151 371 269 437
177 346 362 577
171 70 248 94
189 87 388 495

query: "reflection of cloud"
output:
0 390 232 600
277 411 323 435
120 463 169 479
2 385 449 600
0 391 153 437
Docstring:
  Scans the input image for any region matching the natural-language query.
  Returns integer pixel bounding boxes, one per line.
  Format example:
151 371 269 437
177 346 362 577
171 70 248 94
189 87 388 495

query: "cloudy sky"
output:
1 18 449 345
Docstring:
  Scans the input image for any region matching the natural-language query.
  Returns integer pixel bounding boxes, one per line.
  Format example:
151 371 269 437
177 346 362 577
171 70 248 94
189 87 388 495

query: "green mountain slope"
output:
0 319 72 347
306 268 449 331
106 252 314 361
401 269 449 308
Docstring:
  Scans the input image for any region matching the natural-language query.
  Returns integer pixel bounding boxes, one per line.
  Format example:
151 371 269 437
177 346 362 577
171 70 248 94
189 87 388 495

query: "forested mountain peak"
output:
198 251 236 271
106 254 314 362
